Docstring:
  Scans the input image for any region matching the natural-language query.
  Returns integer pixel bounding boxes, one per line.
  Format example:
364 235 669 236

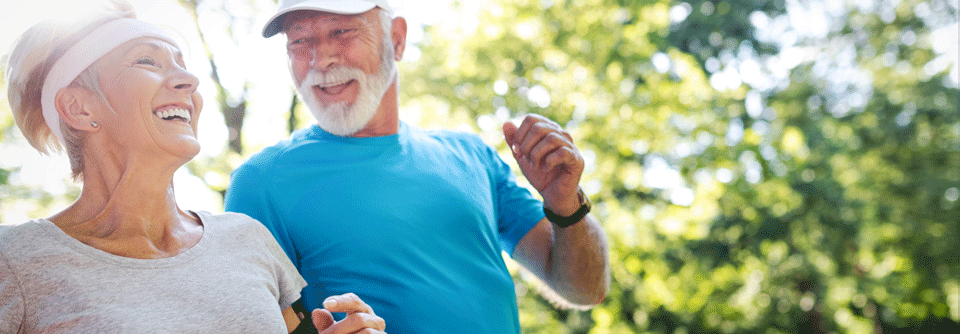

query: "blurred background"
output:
1 0 958 332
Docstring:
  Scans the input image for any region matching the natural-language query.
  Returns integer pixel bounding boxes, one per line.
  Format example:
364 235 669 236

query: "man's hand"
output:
503 114 585 216
504 114 609 305
313 293 386 334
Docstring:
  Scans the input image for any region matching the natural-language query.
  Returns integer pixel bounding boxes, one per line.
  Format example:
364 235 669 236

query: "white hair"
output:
5 1 134 179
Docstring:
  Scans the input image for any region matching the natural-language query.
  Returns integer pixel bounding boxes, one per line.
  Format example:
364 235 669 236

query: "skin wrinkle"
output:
91 45 185 175
296 41 394 136
109 40 198 160
287 9 396 136
51 37 204 259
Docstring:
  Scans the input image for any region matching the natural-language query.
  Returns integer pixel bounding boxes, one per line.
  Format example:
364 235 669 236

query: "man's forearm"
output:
548 213 610 306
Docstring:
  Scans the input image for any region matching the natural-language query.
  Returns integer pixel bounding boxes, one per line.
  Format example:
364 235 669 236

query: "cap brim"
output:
262 1 378 38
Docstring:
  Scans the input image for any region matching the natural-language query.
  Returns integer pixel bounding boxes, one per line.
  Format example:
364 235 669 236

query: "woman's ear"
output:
55 86 101 132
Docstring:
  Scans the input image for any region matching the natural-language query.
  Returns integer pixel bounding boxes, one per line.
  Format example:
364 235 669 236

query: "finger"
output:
502 121 519 150
345 312 387 331
511 115 547 154
323 293 376 315
541 146 583 174
355 330 387 334
313 309 335 331
527 132 573 170
518 122 564 161
327 312 386 332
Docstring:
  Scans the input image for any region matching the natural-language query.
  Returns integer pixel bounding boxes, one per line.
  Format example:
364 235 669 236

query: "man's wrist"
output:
545 187 587 216
544 187 591 228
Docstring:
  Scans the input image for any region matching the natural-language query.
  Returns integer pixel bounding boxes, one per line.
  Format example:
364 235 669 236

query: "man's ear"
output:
391 16 408 61
55 86 101 132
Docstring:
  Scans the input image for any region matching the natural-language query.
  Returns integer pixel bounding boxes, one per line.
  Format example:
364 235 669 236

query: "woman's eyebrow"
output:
121 41 162 55
121 42 184 62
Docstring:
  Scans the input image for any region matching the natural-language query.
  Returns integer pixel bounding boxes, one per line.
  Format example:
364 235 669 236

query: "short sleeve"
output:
0 250 25 334
225 163 301 270
253 221 308 310
479 140 545 256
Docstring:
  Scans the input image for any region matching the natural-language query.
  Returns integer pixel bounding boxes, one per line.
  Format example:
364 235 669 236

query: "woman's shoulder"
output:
193 210 255 224
0 220 52 248
191 211 274 242
0 220 68 264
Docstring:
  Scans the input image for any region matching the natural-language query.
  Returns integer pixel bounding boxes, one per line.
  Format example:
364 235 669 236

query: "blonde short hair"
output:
5 0 135 179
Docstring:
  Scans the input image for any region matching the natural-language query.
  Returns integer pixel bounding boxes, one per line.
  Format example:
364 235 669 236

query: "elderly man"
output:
225 0 609 332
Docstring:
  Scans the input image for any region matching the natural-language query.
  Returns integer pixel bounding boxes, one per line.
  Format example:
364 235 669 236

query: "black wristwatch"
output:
543 187 592 228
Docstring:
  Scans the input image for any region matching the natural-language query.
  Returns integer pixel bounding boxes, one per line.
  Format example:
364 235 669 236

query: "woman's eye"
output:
135 57 156 66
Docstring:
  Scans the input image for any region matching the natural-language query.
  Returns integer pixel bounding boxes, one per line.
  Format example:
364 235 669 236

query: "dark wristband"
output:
291 316 317 334
290 300 317 334
543 187 591 228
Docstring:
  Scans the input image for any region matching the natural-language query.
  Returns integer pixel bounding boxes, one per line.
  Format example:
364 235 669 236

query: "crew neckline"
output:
35 211 212 268
307 122 406 147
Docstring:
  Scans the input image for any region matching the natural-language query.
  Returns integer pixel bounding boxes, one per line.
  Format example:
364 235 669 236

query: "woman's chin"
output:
162 137 202 162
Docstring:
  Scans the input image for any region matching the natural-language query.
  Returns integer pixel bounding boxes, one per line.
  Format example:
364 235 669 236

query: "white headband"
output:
40 18 179 144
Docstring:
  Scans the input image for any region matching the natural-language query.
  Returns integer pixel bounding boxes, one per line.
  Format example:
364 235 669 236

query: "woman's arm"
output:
283 306 301 333
0 250 25 334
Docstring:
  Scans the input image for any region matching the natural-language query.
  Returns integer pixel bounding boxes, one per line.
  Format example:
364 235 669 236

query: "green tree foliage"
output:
2 0 957 332
669 0 785 72
403 0 959 332
178 0 251 156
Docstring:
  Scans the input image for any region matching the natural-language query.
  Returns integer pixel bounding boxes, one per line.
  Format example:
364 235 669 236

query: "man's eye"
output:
135 57 156 66
290 38 306 45
334 29 355 36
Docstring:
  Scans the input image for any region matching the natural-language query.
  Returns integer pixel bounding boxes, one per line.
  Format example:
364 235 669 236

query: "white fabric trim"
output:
262 0 393 38
40 18 178 144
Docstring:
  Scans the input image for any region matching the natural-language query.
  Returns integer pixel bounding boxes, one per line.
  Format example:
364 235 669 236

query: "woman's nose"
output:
169 67 200 93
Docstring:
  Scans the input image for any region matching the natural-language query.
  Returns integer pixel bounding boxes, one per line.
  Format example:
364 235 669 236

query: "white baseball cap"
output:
262 0 393 38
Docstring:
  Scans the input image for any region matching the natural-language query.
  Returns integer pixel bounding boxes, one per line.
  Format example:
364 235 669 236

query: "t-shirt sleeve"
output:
225 163 301 270
0 250 24 334
255 223 308 310
479 140 546 256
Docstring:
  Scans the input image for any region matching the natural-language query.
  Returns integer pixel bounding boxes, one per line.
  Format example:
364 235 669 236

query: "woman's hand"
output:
313 293 386 334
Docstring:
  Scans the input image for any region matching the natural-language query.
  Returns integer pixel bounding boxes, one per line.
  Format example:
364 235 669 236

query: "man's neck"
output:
349 80 400 137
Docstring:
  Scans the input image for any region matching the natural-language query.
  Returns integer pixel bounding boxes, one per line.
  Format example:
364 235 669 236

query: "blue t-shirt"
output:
224 122 544 334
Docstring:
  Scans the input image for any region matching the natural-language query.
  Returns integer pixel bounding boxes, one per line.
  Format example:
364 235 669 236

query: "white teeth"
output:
154 107 191 123
320 80 351 89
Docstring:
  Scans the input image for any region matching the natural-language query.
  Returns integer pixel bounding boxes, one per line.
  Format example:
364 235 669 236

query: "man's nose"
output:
310 43 341 71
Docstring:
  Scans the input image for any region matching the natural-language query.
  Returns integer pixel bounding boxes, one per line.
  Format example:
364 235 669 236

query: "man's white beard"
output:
296 43 396 137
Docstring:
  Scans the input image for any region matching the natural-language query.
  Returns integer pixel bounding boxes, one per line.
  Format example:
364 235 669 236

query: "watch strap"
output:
543 187 591 228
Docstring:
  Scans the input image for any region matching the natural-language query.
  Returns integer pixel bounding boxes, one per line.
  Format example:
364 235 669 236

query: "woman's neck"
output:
50 154 202 259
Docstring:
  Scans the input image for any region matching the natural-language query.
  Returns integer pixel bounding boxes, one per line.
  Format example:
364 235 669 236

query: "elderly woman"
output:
0 2 385 333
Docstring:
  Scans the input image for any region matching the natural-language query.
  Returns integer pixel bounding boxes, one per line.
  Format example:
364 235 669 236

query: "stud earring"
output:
90 121 99 128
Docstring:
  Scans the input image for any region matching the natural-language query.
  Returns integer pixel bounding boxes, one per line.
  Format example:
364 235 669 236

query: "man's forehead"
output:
282 10 366 31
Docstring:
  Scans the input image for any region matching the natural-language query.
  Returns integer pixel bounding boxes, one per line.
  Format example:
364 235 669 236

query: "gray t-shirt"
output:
0 211 307 334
